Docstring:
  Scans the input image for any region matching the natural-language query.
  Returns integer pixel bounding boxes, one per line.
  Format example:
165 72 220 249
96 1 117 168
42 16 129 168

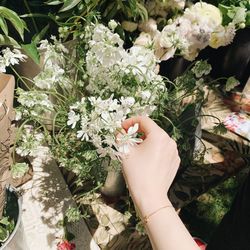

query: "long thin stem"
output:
10 66 30 89
24 0 39 33
160 114 175 129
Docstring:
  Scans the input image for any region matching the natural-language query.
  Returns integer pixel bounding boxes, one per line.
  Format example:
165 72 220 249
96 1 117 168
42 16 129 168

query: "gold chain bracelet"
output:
143 205 173 224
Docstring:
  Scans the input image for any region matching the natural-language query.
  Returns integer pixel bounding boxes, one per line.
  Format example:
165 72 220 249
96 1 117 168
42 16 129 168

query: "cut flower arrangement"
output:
0 0 247 247
1 17 215 190
135 1 248 61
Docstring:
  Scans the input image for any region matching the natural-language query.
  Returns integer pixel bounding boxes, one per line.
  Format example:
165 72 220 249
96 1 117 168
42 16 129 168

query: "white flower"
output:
154 2 226 61
154 19 190 61
34 38 71 90
120 97 135 107
116 123 143 155
15 109 22 121
34 64 65 89
67 110 80 128
134 32 153 47
0 48 27 73
17 88 53 117
87 24 125 70
209 23 236 49
76 116 89 141
140 90 151 100
108 20 118 30
16 126 46 157
138 18 158 35
184 2 222 30
101 111 123 132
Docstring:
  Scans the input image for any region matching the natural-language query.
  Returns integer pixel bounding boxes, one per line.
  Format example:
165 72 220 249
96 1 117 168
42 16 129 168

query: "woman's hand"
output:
120 116 180 216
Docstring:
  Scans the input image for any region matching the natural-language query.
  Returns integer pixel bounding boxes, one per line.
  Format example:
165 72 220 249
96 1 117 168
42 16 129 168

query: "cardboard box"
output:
0 73 15 216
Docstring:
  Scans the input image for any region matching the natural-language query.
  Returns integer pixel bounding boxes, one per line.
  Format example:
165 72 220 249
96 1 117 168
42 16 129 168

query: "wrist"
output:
133 193 172 219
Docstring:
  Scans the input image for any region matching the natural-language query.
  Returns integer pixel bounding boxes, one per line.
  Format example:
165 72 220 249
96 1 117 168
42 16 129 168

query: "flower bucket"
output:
0 74 15 217
101 170 125 198
100 160 125 198
0 187 29 250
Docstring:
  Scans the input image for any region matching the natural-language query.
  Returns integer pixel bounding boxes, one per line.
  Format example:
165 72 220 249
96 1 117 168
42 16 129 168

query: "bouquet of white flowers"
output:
4 18 212 189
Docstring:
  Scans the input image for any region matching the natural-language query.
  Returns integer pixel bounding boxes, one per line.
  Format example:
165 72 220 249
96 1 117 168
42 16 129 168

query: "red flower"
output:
57 240 76 250
193 237 207 250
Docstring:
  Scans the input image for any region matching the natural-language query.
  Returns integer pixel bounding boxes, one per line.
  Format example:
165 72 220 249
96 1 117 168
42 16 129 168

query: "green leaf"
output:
136 2 148 22
59 0 81 12
228 7 246 24
0 218 9 226
32 24 50 44
219 4 232 25
0 6 26 40
0 225 8 242
103 2 119 20
224 76 240 92
0 34 19 47
21 42 40 65
21 13 58 24
45 0 63 5
0 16 8 36
246 11 250 26
213 123 227 135
11 162 29 179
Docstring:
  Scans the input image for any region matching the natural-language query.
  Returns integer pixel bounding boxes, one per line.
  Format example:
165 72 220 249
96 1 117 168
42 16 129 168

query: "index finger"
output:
122 116 159 137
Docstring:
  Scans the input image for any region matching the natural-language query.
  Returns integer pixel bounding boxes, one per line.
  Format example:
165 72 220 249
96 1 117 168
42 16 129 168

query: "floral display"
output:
136 2 248 61
11 21 166 181
0 0 249 248
12 18 213 185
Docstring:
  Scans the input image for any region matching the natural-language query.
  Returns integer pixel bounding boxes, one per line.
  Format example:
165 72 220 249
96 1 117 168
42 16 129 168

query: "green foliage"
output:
181 176 242 241
219 4 247 27
0 34 19 47
45 0 149 28
65 206 85 223
21 41 40 64
52 131 106 187
191 60 212 78
0 217 14 243
196 177 239 225
213 122 228 135
156 60 212 169
224 76 239 92
203 0 250 27
11 162 29 179
0 6 26 46
58 0 82 13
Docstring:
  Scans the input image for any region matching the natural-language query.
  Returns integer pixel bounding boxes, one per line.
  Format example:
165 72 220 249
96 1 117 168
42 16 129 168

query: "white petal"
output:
127 123 139 135
118 143 130 154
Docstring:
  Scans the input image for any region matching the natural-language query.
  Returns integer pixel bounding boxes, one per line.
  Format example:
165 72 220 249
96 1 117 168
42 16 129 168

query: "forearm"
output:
135 195 199 250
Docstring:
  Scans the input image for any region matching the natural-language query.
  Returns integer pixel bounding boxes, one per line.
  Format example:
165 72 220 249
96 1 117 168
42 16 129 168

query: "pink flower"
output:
57 240 76 250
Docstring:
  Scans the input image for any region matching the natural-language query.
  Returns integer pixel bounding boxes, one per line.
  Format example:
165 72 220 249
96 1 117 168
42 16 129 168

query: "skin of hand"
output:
120 116 199 250
120 116 180 215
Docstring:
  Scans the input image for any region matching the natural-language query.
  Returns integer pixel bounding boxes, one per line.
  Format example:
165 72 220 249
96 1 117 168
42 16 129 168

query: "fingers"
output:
122 116 159 137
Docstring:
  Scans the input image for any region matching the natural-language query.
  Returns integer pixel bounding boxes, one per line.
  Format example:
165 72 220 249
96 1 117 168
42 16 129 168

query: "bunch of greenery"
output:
181 175 244 241
0 217 14 246
0 6 26 46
